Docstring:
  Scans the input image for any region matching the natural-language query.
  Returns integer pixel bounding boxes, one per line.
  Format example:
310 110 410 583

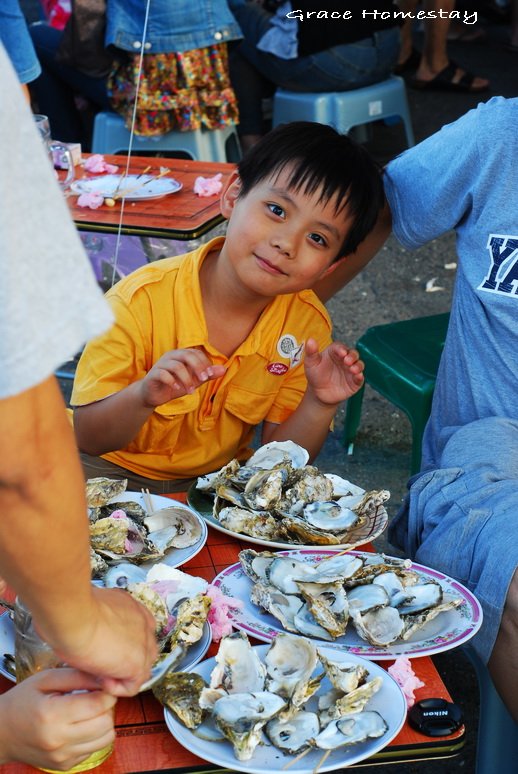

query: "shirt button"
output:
214 31 222 40
144 42 152 50
132 40 142 49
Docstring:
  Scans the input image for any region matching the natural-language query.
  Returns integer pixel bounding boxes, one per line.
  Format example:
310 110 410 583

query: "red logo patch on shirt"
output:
267 362 289 375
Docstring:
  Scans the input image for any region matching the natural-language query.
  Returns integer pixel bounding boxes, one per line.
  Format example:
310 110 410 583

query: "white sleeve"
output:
0 44 113 398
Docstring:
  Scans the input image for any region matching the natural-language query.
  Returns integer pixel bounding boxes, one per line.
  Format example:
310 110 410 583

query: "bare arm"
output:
74 348 226 456
0 375 157 695
312 199 392 303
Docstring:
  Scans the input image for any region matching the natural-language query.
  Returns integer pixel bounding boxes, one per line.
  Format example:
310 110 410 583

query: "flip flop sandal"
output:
447 26 488 43
410 62 490 93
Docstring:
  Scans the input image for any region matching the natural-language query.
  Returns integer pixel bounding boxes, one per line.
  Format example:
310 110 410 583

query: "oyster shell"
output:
209 630 266 694
85 477 128 508
295 580 349 638
317 652 368 694
144 506 202 551
152 672 207 729
212 691 286 761
217 506 279 540
350 606 406 647
315 710 387 749
243 468 287 510
239 549 279 583
266 556 317 594
347 583 390 614
301 500 360 532
265 710 320 754
264 633 318 700
245 441 309 470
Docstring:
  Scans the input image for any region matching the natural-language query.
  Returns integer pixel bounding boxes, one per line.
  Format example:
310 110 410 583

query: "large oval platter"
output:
187 484 388 551
212 549 483 660
101 491 207 569
0 611 211 684
164 643 406 774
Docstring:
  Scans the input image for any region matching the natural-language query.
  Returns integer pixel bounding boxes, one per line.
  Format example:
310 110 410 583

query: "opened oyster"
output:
240 549 465 648
195 442 389 548
86 478 203 573
154 632 392 766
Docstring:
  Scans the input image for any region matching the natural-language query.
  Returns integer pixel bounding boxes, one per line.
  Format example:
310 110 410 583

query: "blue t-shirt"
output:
384 97 518 471
0 0 41 83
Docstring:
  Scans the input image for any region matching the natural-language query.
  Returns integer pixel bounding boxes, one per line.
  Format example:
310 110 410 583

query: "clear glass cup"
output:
14 598 114 772
33 113 75 190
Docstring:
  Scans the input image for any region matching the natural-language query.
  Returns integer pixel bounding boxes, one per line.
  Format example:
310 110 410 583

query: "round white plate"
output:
164 643 406 774
0 611 211 684
100 491 207 569
187 484 388 551
212 549 483 660
71 174 182 200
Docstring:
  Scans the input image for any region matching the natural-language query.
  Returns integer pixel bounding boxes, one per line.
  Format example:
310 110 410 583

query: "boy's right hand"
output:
140 349 226 407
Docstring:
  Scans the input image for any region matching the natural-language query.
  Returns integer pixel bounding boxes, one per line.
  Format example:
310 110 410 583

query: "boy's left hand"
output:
304 338 364 406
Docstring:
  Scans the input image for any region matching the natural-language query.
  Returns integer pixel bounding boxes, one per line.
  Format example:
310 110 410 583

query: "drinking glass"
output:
14 598 114 772
33 114 75 190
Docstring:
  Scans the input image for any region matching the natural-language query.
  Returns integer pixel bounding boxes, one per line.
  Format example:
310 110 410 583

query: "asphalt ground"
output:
21 2 517 771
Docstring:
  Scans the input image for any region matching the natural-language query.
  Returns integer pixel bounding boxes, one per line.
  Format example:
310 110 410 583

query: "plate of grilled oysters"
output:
188 441 389 550
160 630 406 773
212 548 483 660
87 478 207 577
0 565 212 684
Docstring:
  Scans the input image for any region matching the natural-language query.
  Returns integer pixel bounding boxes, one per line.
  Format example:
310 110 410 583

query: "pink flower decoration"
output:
388 656 425 709
193 173 223 197
77 192 105 209
84 154 119 174
205 583 243 641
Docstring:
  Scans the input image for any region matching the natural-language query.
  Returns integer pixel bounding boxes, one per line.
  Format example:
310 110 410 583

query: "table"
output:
66 155 235 241
0 509 466 773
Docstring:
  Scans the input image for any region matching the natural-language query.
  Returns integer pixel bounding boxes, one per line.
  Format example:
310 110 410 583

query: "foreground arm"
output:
312 199 392 303
0 375 157 695
0 669 116 769
74 348 226 455
262 339 364 460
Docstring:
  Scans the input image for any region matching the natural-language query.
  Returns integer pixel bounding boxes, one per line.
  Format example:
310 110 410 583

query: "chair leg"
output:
343 385 365 453
464 646 518 774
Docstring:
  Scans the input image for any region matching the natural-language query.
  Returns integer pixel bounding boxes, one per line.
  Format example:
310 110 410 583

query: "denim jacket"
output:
0 0 41 83
105 0 242 54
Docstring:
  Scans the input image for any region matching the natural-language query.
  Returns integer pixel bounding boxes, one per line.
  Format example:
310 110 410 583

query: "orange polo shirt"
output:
71 238 333 480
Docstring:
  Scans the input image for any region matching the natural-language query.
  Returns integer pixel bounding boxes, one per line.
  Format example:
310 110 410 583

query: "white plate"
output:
164 643 406 774
71 174 182 200
0 611 211 684
212 549 483 660
101 491 207 569
187 484 388 551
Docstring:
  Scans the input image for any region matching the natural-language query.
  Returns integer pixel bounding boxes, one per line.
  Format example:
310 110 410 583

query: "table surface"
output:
67 155 234 240
0 497 466 773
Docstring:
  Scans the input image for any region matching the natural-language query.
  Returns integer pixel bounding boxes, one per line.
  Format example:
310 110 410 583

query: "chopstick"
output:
141 487 155 516
112 168 169 201
110 164 152 201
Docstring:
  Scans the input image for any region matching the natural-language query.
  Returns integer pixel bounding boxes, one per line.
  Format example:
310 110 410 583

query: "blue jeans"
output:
29 22 111 147
229 4 400 135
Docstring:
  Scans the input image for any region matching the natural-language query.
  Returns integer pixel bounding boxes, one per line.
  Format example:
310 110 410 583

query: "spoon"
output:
139 644 183 692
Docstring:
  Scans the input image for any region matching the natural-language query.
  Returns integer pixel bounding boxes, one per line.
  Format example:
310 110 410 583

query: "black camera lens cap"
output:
408 698 464 737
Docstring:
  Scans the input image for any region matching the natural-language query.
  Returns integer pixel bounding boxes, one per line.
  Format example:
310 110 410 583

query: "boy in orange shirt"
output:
72 122 384 493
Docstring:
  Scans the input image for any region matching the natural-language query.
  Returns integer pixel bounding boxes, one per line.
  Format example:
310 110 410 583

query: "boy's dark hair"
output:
237 121 384 260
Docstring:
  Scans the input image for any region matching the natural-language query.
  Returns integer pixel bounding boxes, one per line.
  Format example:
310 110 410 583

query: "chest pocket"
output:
223 383 279 425
128 392 200 453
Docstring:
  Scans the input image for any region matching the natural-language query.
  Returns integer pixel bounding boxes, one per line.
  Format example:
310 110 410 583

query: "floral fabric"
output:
107 44 239 135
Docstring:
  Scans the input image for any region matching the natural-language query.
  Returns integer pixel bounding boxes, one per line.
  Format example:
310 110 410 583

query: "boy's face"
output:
219 168 353 298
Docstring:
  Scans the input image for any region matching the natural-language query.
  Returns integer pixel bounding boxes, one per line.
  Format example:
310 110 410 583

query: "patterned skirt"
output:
107 44 239 136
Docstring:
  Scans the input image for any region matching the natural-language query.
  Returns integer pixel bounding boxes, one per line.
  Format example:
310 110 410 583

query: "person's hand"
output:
52 587 158 697
0 669 116 770
304 338 364 406
139 348 226 408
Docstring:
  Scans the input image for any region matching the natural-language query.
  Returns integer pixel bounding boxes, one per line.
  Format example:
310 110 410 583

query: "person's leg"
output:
488 568 518 723
414 0 490 91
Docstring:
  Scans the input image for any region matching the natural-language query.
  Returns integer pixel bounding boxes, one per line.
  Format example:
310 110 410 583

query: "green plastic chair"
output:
343 313 450 474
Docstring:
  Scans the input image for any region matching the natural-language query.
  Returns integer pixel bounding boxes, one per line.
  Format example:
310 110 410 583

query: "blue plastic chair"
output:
92 111 242 162
272 75 415 147
463 646 518 774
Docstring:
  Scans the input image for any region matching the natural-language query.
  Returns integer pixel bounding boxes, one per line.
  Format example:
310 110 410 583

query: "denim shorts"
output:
389 416 518 664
